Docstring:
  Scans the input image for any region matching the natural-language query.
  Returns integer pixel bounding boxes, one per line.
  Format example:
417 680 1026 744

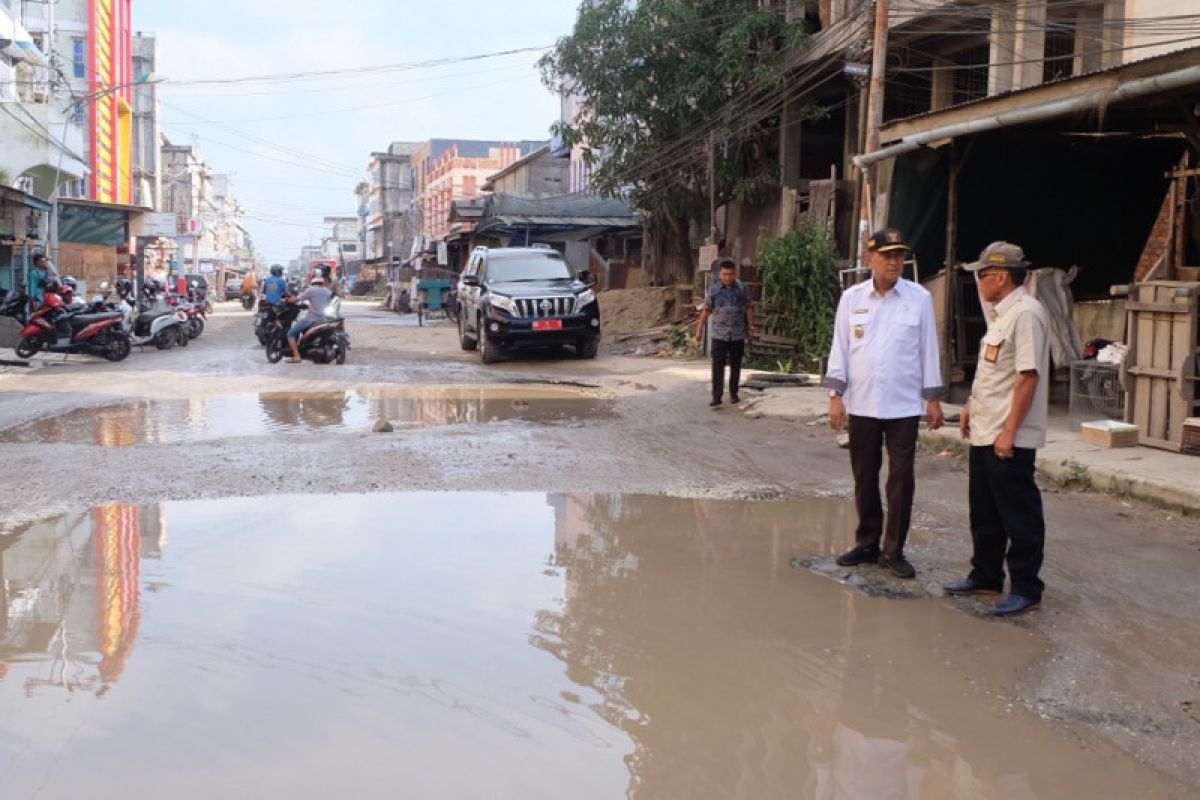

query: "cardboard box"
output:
1081 420 1139 448
1182 417 1200 456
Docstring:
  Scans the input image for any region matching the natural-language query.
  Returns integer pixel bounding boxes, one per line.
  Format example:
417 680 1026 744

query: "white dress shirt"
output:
824 278 944 419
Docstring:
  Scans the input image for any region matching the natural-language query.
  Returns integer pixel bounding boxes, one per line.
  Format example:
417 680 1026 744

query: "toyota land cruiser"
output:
456 245 601 364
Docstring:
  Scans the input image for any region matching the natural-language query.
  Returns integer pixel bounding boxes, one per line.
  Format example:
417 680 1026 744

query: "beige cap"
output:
966 241 1030 271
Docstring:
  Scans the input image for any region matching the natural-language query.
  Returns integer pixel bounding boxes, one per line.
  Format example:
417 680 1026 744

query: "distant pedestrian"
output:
944 242 1049 617
694 257 753 407
824 228 945 579
27 255 48 304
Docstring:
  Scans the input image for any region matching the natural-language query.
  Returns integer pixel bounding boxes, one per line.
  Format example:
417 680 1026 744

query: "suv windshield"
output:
486 255 573 283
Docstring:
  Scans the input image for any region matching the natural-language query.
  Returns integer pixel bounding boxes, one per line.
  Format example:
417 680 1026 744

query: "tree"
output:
540 0 808 284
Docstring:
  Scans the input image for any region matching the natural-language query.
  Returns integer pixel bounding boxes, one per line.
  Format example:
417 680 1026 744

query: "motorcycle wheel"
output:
175 326 190 348
189 318 204 338
154 330 174 350
15 336 42 359
334 340 346 365
103 332 132 362
265 335 285 364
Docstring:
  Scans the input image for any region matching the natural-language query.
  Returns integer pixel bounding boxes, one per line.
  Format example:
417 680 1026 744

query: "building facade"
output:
131 32 160 210
364 142 419 271
412 139 545 243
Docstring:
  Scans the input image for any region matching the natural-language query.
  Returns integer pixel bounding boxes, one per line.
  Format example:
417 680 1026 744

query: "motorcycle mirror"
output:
100 281 110 290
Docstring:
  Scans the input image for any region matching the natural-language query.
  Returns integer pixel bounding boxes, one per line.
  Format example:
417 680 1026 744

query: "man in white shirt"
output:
825 228 945 579
944 242 1049 617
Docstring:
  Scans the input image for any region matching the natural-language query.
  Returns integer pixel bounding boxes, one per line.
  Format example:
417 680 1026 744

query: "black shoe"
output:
994 594 1040 617
943 578 1002 596
709 398 722 407
835 546 880 567
730 394 740 404
879 554 916 579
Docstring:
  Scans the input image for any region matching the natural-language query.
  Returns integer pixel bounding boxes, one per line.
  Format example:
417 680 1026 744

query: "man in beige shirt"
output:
943 242 1049 617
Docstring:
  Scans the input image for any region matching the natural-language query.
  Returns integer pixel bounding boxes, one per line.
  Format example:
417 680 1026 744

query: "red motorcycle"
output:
16 280 131 361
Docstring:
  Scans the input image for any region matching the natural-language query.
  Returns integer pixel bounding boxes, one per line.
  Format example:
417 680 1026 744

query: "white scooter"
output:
115 281 189 349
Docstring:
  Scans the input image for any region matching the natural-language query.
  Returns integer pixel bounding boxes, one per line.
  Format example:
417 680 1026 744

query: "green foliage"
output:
775 358 795 375
758 217 838 369
666 323 687 349
539 1 808 226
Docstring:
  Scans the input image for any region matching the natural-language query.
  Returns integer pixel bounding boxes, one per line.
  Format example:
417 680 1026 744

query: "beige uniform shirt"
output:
968 287 1050 449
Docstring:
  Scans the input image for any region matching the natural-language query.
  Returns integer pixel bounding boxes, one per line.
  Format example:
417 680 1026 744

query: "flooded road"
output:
1 493 1191 799
0 385 613 445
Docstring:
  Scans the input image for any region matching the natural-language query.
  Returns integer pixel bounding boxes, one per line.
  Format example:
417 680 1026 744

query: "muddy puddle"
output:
0 493 1192 799
0 385 613 445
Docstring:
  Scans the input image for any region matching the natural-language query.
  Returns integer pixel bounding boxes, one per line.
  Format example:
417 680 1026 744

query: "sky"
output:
137 0 581 265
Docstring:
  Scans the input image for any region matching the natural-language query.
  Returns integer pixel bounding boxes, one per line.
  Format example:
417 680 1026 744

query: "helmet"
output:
310 275 325 285
61 276 78 291
42 277 61 293
115 278 133 297
270 264 283 276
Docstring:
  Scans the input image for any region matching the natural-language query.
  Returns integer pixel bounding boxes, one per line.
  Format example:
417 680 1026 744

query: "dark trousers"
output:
968 446 1045 600
711 338 745 400
848 415 919 559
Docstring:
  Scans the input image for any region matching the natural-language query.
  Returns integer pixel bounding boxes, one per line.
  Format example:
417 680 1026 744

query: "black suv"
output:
457 246 600 364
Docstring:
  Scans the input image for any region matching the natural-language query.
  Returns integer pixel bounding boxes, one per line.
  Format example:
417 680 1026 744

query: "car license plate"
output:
532 319 562 331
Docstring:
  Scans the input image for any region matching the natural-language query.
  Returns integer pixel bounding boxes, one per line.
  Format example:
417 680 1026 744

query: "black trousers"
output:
711 338 745 400
968 446 1045 601
848 415 919 559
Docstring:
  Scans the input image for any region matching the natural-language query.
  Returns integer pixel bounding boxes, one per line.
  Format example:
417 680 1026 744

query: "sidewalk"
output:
740 380 1200 514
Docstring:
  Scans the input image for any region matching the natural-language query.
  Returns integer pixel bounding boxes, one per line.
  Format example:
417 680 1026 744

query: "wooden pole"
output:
861 0 890 231
708 132 717 246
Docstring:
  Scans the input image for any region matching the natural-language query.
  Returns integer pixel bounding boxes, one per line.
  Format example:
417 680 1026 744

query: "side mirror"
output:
579 270 597 287
461 275 480 288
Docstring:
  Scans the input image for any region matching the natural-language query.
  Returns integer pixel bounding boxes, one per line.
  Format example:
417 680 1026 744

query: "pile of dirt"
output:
597 287 678 336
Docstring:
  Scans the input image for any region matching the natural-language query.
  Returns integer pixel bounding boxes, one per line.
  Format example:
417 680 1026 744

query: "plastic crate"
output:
1069 360 1125 427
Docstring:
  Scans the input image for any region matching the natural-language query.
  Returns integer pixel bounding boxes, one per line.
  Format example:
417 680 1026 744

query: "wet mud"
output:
1 493 1194 799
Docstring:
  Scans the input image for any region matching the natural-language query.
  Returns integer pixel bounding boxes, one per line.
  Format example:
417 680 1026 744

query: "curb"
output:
919 430 1200 516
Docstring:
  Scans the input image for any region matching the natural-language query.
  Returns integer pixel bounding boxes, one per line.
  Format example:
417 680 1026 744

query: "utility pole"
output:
861 0 890 232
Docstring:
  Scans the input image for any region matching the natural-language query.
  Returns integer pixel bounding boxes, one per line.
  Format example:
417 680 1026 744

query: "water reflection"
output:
537 494 1143 799
0 387 613 446
0 505 164 695
0 493 1186 799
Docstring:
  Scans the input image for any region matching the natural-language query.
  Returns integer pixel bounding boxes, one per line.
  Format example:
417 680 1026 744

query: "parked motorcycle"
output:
264 298 349 364
168 291 206 339
116 280 190 349
16 280 130 361
0 287 31 325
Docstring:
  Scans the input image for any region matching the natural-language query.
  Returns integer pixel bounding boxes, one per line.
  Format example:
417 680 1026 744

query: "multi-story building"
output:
364 142 420 273
131 33 161 210
16 0 135 205
159 140 248 280
321 216 360 269
412 139 545 244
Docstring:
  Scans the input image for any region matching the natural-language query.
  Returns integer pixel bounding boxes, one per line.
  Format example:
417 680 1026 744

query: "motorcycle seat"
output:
70 311 123 325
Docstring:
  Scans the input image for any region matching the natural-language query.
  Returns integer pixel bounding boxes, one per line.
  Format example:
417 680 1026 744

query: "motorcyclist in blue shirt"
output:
264 264 288 305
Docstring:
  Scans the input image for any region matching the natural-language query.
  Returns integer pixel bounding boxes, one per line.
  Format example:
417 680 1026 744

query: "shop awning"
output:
0 185 52 213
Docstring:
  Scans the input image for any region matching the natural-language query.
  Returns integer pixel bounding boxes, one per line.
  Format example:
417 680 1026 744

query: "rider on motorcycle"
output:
284 274 332 363
264 264 288 305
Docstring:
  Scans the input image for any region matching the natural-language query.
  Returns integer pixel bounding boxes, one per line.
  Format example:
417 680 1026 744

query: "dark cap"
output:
965 241 1030 272
866 228 910 253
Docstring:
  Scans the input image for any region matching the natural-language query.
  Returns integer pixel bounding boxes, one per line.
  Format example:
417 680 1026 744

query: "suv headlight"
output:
489 293 517 315
575 288 596 309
